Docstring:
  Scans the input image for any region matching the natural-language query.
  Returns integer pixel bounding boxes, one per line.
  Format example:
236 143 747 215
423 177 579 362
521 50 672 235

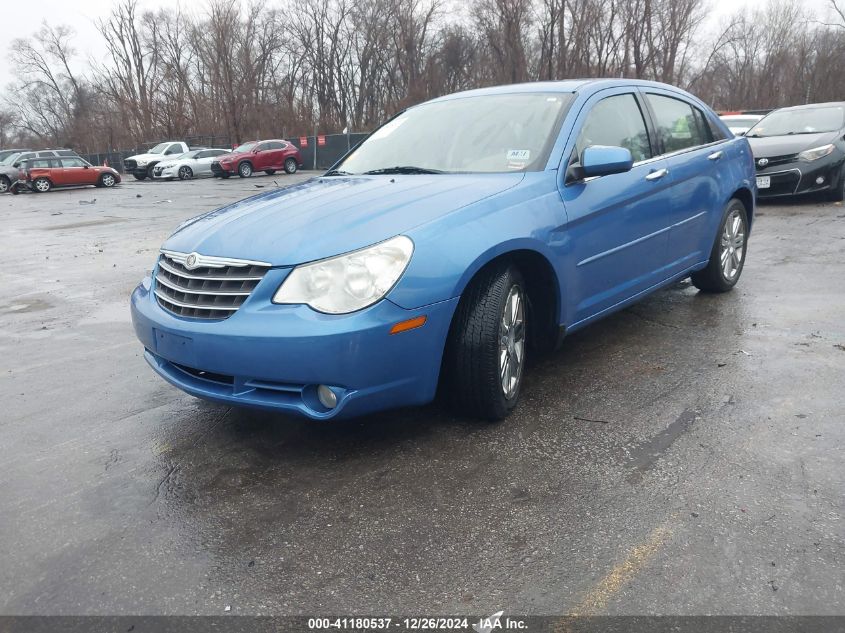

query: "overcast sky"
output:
0 0 833 89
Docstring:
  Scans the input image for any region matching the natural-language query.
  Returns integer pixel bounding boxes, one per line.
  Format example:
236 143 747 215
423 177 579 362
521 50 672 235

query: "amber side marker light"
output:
390 315 427 335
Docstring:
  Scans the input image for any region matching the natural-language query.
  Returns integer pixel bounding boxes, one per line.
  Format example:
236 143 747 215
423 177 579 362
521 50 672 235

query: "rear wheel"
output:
264 169 276 175
444 263 527 421
691 198 748 293
178 166 193 180
0 176 10 193
284 158 298 174
99 173 116 188
33 177 52 193
238 162 253 178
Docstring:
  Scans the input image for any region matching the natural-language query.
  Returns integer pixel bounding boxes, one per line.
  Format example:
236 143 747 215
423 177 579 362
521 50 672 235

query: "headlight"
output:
136 159 148 167
798 144 835 161
273 236 414 314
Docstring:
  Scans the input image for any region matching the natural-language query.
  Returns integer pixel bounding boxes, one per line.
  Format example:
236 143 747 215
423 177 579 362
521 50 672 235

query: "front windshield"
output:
148 142 169 154
234 142 256 153
0 153 21 165
175 151 200 160
747 106 844 137
337 92 573 174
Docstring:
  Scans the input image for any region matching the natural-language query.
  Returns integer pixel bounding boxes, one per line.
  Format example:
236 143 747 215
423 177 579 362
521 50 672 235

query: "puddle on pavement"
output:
41 218 128 230
1 297 53 314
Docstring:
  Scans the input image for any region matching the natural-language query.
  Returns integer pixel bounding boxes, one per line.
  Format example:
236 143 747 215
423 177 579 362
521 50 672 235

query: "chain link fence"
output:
79 133 369 173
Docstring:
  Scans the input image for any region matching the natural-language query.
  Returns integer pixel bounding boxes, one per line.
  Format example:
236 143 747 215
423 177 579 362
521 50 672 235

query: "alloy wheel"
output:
35 179 50 192
179 166 191 180
0 177 8 193
498 285 525 400
102 174 115 187
719 209 745 280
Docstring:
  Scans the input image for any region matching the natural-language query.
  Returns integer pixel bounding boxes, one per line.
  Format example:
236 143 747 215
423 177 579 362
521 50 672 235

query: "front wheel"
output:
691 199 748 293
133 173 147 181
238 162 253 178
100 173 116 188
284 158 298 174
33 177 52 193
828 166 845 202
0 176 10 193
444 264 527 421
178 166 193 180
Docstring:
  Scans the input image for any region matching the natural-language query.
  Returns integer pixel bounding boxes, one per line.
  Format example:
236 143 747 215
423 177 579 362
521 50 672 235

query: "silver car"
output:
152 148 231 180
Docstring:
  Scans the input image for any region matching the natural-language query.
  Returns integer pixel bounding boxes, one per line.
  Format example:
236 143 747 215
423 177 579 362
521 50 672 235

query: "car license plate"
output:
756 176 771 189
154 329 196 366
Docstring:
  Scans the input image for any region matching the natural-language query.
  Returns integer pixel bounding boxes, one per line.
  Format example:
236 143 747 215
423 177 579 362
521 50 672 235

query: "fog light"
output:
816 176 825 185
317 384 337 409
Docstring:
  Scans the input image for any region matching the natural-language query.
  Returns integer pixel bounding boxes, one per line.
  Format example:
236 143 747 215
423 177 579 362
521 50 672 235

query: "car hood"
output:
163 173 524 266
127 153 166 162
218 152 245 162
746 131 839 157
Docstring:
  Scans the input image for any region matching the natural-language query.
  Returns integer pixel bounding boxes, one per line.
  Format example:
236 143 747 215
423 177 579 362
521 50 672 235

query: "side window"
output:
61 158 85 168
255 143 268 152
575 94 652 163
646 94 708 153
30 159 52 168
266 141 284 150
165 144 182 155
194 151 208 159
209 150 226 157
701 110 728 141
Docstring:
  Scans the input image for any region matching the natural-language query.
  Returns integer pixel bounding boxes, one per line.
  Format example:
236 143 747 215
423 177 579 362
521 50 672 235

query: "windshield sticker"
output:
507 150 530 161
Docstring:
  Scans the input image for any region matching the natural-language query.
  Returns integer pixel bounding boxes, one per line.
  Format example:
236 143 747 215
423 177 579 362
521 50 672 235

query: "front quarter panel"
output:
391 172 564 310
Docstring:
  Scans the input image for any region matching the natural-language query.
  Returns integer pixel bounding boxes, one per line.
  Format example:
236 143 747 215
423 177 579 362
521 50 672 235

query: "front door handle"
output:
708 151 724 161
645 168 669 181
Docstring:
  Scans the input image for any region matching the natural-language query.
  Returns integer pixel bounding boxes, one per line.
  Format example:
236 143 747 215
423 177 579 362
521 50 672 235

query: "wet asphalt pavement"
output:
0 174 843 616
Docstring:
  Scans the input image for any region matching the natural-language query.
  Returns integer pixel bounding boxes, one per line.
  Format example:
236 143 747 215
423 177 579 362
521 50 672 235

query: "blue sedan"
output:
131 79 756 421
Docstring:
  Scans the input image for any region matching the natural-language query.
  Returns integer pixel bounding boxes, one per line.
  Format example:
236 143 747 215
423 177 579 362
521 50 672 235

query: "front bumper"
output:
211 162 235 177
153 166 176 179
130 268 458 420
756 155 844 198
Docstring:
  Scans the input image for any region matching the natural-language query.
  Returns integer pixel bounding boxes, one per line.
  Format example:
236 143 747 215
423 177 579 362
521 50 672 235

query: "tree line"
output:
3 0 845 153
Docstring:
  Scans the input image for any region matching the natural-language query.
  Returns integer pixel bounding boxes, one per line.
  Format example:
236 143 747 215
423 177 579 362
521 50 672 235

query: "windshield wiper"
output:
324 169 354 176
362 166 444 175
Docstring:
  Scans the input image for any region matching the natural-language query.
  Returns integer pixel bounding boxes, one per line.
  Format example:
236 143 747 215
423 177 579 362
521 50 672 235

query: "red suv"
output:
211 140 303 178
18 156 120 193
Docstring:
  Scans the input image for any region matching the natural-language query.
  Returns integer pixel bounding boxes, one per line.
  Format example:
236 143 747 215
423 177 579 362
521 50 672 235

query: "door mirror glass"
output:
581 146 634 178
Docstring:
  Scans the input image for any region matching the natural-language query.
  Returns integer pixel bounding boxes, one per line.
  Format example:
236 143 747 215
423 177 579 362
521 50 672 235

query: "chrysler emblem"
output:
185 252 199 269
757 158 769 167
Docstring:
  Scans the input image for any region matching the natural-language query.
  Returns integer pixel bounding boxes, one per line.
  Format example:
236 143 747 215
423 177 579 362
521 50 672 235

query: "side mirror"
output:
581 146 634 178
84 164 89 169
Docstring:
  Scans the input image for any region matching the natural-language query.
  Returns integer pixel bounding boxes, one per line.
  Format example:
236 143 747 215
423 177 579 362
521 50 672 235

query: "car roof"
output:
719 114 763 120
775 102 845 112
424 78 703 105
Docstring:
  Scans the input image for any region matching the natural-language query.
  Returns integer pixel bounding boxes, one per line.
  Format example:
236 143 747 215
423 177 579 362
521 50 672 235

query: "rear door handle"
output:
645 168 669 181
708 151 724 161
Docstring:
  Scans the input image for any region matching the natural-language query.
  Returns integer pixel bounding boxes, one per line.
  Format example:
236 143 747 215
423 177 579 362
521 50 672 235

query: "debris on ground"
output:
79 199 96 205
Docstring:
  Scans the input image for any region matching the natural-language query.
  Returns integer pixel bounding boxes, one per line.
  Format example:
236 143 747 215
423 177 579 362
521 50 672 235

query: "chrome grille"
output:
154 250 271 320
757 153 798 171
124 158 137 171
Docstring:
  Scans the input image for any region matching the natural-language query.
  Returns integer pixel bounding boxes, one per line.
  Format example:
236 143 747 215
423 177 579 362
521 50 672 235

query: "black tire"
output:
220 172 230 179
238 162 253 178
284 158 298 174
133 173 147 180
32 177 52 193
0 175 10 193
828 166 845 202
691 198 749 293
444 263 527 421
146 164 157 179
264 169 276 175
178 166 193 181
99 173 117 188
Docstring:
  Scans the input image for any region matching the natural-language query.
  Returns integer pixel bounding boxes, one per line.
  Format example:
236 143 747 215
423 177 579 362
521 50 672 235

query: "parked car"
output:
745 102 845 199
131 79 754 421
153 149 231 180
211 140 302 178
17 156 120 192
1 149 80 193
124 141 190 180
719 113 764 136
